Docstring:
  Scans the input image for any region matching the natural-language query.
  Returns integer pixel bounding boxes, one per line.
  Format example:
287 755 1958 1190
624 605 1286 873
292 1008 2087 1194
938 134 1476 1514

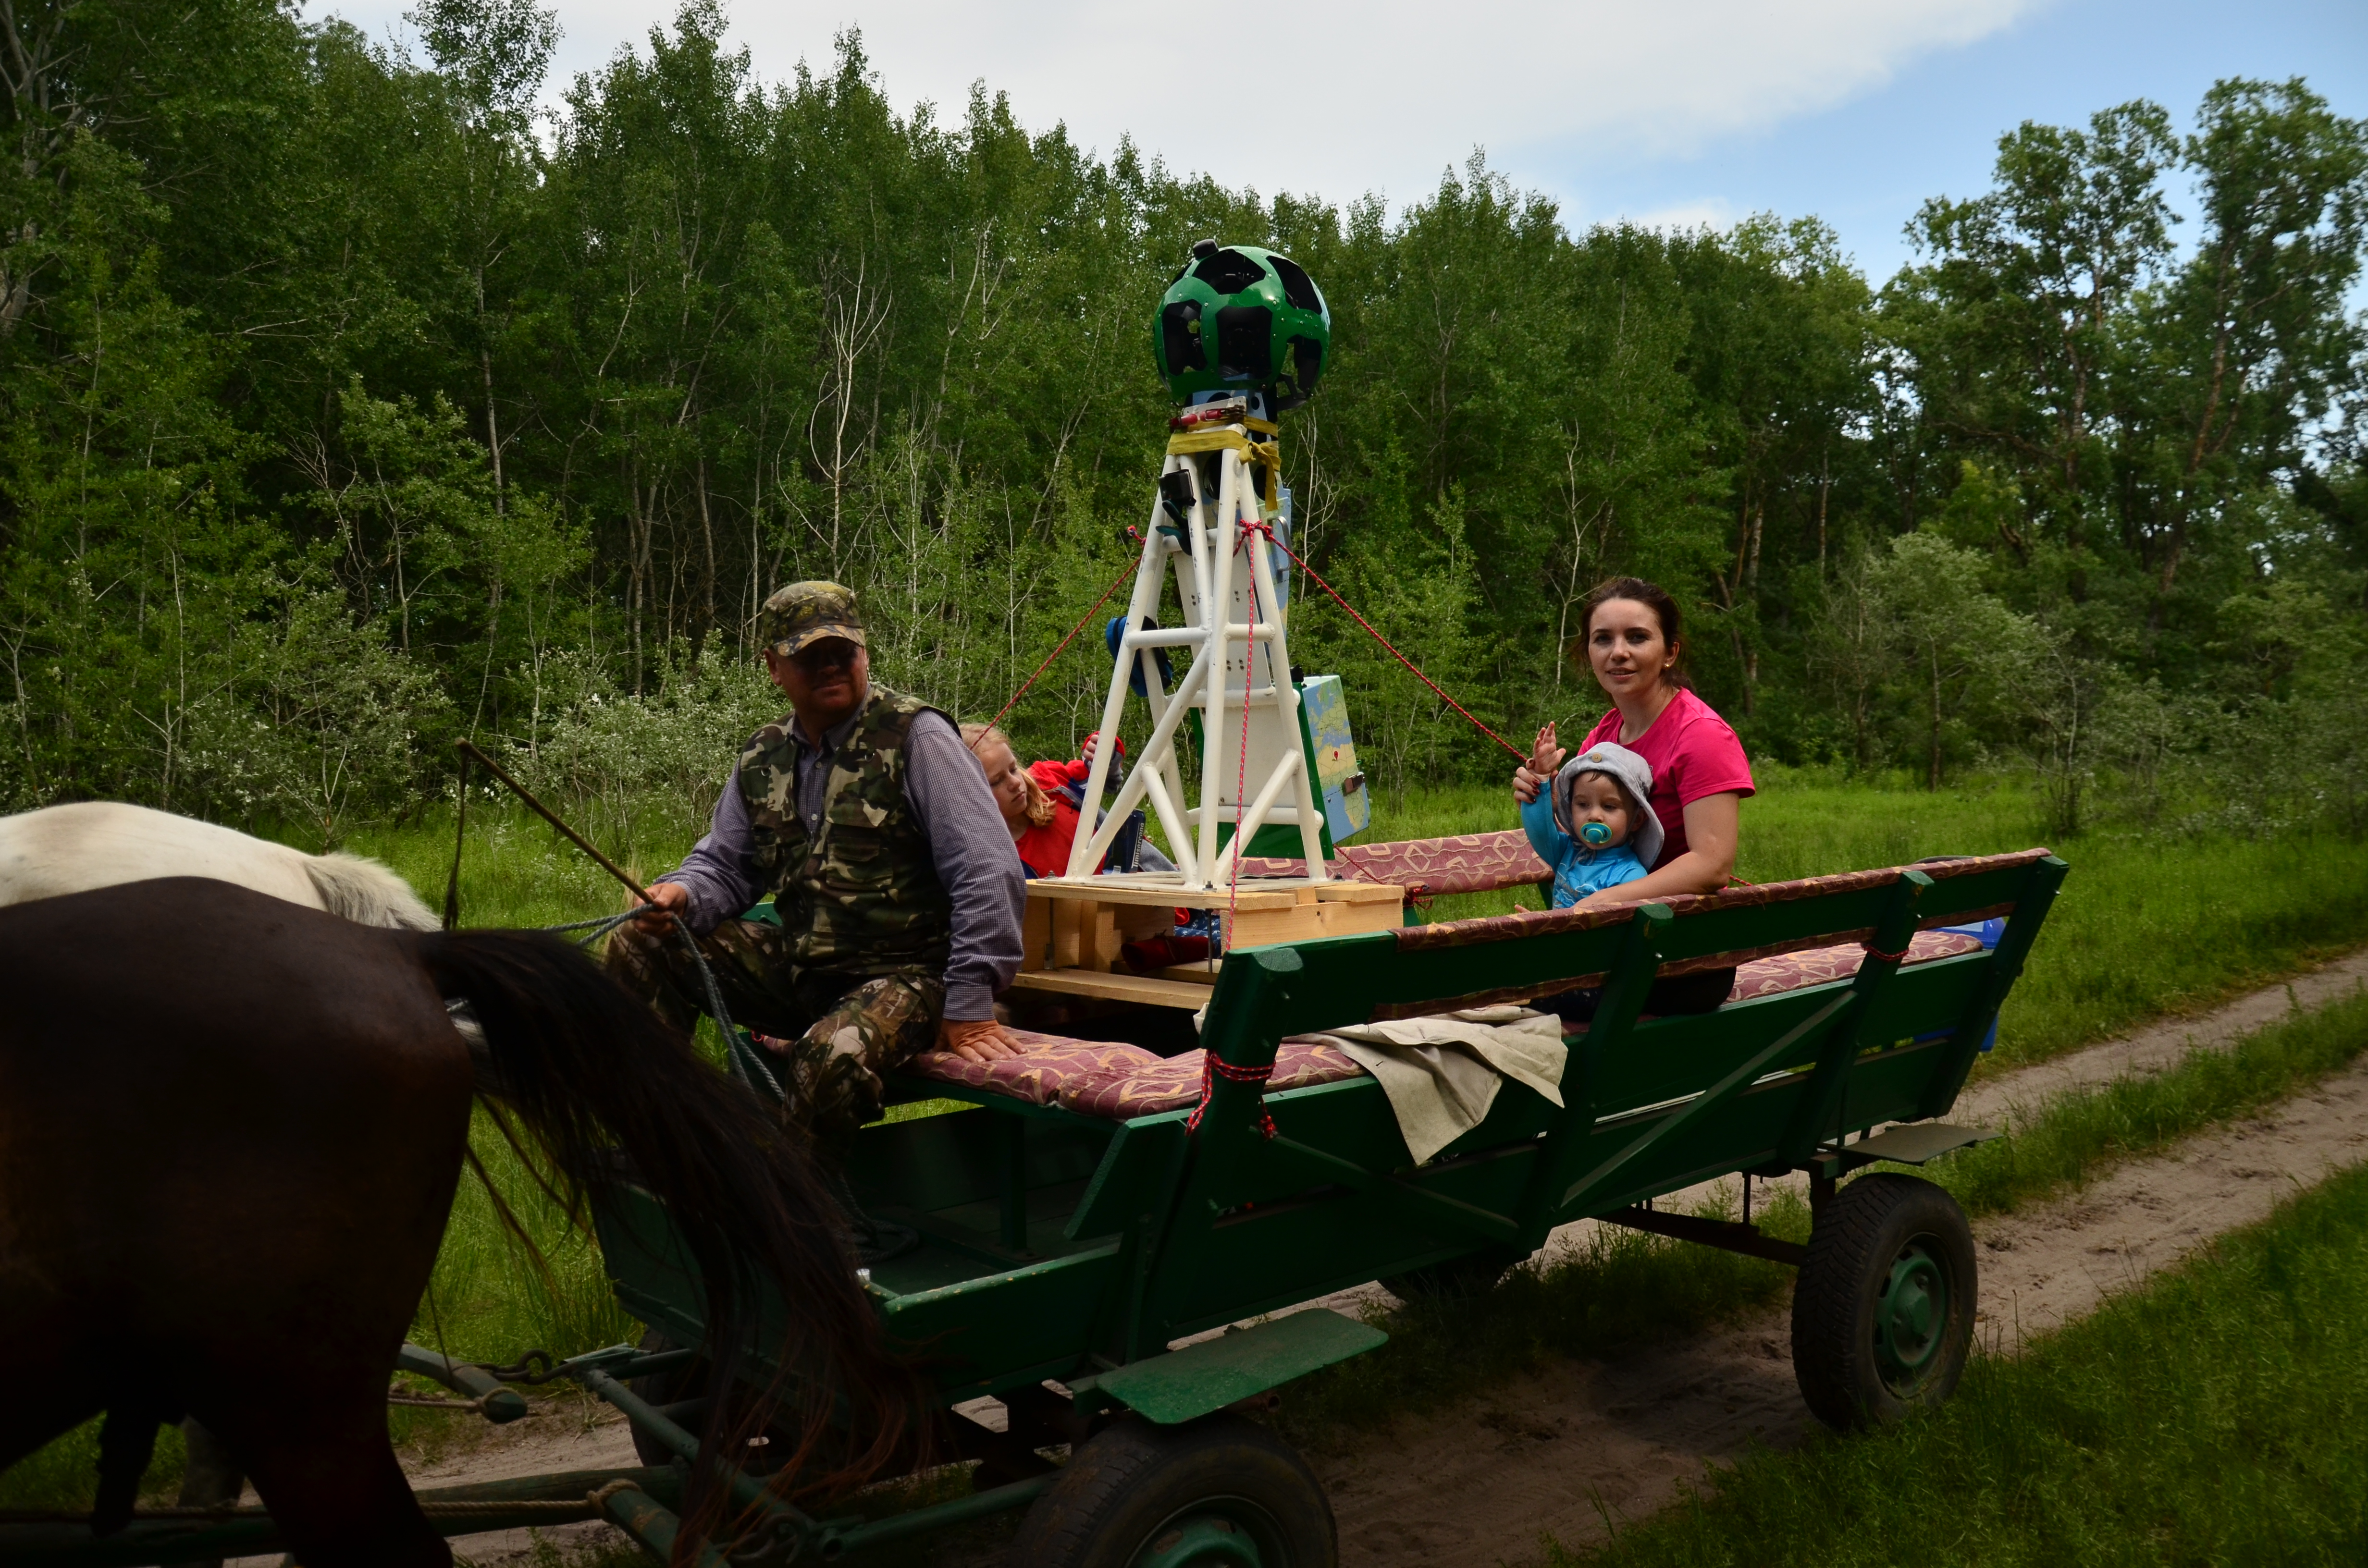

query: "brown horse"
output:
0 878 910 1566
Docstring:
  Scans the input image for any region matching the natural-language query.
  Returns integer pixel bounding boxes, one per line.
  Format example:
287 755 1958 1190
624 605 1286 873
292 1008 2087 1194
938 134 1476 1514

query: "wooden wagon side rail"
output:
1113 849 2067 1349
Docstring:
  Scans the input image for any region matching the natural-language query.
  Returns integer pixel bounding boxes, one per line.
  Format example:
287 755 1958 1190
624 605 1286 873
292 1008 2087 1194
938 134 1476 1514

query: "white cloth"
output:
1295 1005 1568 1164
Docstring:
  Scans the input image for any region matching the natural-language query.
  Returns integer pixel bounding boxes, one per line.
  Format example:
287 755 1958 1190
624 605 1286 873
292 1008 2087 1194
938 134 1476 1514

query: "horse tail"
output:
409 929 914 1529
305 852 439 931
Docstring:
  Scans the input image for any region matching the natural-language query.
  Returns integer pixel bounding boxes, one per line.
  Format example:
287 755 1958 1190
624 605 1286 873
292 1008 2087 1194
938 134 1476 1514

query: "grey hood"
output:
1551 741 1662 870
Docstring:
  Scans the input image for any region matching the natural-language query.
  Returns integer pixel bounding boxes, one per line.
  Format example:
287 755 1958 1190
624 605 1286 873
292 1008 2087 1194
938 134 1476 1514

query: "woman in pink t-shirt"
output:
1514 576 1755 1012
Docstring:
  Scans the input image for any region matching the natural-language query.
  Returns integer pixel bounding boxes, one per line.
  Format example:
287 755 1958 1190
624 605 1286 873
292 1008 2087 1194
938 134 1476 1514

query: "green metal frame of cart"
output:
9 849 2063 1566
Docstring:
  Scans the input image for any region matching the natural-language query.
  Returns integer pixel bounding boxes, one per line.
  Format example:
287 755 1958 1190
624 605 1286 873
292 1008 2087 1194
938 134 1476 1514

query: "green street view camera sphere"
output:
1153 240 1331 411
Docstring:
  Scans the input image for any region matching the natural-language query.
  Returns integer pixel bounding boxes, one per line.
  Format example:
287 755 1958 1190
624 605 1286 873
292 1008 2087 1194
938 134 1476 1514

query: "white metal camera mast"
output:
1058 404 1328 889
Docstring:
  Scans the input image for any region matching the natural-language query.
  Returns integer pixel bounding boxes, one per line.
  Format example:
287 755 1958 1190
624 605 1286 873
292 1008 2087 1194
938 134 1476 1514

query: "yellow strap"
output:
1167 427 1255 457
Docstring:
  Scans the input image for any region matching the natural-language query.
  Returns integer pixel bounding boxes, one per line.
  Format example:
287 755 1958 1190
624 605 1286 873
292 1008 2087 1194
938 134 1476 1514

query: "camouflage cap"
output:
761 581 867 656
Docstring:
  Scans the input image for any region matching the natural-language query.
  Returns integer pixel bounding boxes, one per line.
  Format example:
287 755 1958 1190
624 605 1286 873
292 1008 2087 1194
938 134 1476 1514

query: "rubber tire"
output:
1379 1244 1528 1303
1013 1413 1336 1568
1790 1173 1978 1432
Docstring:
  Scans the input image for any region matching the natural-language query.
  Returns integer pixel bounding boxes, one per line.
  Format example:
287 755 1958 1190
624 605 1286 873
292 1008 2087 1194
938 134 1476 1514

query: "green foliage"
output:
1 7 2361 815
1556 1161 2368 1567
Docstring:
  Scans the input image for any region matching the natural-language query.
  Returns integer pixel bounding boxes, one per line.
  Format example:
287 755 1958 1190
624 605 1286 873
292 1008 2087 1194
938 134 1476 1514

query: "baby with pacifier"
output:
1516 734 1659 909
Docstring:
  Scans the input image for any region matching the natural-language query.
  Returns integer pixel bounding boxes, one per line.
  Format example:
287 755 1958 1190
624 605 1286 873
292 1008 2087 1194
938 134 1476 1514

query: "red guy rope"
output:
1241 521 1529 764
970 528 1143 748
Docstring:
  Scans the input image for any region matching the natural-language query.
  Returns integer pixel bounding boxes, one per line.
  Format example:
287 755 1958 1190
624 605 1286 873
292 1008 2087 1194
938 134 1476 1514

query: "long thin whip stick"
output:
454 740 654 905
453 740 779 1097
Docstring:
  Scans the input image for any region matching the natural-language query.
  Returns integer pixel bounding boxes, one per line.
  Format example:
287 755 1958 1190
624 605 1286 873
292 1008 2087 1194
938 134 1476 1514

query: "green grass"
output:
1378 772 2368 1071
1551 1160 2368 1567
1921 980 2368 1218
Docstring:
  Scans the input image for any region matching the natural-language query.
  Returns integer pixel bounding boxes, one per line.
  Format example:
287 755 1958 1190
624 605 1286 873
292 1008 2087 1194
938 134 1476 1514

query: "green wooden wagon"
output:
583 846 2066 1565
15 848 2062 1568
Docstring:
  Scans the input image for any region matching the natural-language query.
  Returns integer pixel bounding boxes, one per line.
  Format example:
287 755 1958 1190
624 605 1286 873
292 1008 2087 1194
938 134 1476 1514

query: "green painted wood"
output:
851 1097 1113 1214
877 1242 1122 1385
1088 1309 1388 1424
1065 1118 1184 1241
592 848 2065 1465
1515 906 1668 1245
1555 988 1854 1212
1262 1134 1522 1242
1774 870 1930 1165
1915 855 2071 1119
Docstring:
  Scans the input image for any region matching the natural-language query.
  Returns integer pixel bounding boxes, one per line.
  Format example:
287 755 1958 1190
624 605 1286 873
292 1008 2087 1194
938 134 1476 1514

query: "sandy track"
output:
398 951 2368 1567
1326 1051 2368 1567
1952 950 2368 1132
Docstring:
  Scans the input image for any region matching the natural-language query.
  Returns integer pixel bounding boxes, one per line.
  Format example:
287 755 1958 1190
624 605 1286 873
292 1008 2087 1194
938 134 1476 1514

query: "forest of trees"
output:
3 0 2364 848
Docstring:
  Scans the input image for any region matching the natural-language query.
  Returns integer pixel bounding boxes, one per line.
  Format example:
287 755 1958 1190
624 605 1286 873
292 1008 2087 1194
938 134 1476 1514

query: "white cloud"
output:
322 0 2039 209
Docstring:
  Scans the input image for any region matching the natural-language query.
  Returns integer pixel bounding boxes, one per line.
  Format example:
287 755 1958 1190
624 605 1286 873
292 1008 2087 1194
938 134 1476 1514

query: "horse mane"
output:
302 853 439 931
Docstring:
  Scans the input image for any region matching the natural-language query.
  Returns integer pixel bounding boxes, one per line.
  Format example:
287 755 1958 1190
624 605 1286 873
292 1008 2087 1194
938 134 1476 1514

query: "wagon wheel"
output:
1013 1413 1335 1568
1790 1173 1977 1432
1378 1243 1529 1303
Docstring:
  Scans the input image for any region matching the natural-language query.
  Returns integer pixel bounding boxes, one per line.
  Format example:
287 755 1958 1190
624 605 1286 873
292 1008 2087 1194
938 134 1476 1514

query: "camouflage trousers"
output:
605 918 944 1151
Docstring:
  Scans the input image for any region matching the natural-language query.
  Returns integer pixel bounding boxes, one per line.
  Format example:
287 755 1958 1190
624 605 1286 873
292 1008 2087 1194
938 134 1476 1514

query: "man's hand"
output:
635 882 691 934
938 1017 1022 1064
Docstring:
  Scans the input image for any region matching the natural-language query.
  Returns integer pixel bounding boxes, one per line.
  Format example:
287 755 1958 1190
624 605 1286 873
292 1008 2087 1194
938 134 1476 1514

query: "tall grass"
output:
1383 772 2368 1070
1553 1161 2368 1566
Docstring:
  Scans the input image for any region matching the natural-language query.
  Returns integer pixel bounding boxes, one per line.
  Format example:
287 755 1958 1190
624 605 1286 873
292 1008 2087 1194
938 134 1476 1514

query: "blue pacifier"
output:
1580 821 1611 847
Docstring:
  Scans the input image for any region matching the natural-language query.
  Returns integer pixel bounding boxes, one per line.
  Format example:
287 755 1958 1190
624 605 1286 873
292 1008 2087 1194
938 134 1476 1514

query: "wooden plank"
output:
1028 877 1299 911
1227 904 1331 947
1232 894 1402 949
1010 969 1214 1009
1310 881 1402 905
1020 895 1052 973
1050 899 1085 969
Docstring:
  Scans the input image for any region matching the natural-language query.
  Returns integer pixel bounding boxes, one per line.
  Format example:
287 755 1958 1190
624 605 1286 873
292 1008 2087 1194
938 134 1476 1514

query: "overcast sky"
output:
319 0 2368 285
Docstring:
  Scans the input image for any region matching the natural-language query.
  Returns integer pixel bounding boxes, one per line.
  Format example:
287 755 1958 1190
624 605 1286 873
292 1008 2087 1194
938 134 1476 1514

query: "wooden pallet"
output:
1013 875 1404 1010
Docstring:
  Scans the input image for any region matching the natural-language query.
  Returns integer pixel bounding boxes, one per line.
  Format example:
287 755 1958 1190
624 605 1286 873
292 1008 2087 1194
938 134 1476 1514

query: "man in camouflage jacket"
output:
608 582 1025 1150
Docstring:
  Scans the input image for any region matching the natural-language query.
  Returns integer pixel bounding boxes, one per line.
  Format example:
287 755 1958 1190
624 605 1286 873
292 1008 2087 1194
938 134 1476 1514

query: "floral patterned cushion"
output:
1726 928 1986 1003
904 1029 1163 1105
1238 829 1550 897
1056 1038 1367 1119
907 1030 1368 1119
